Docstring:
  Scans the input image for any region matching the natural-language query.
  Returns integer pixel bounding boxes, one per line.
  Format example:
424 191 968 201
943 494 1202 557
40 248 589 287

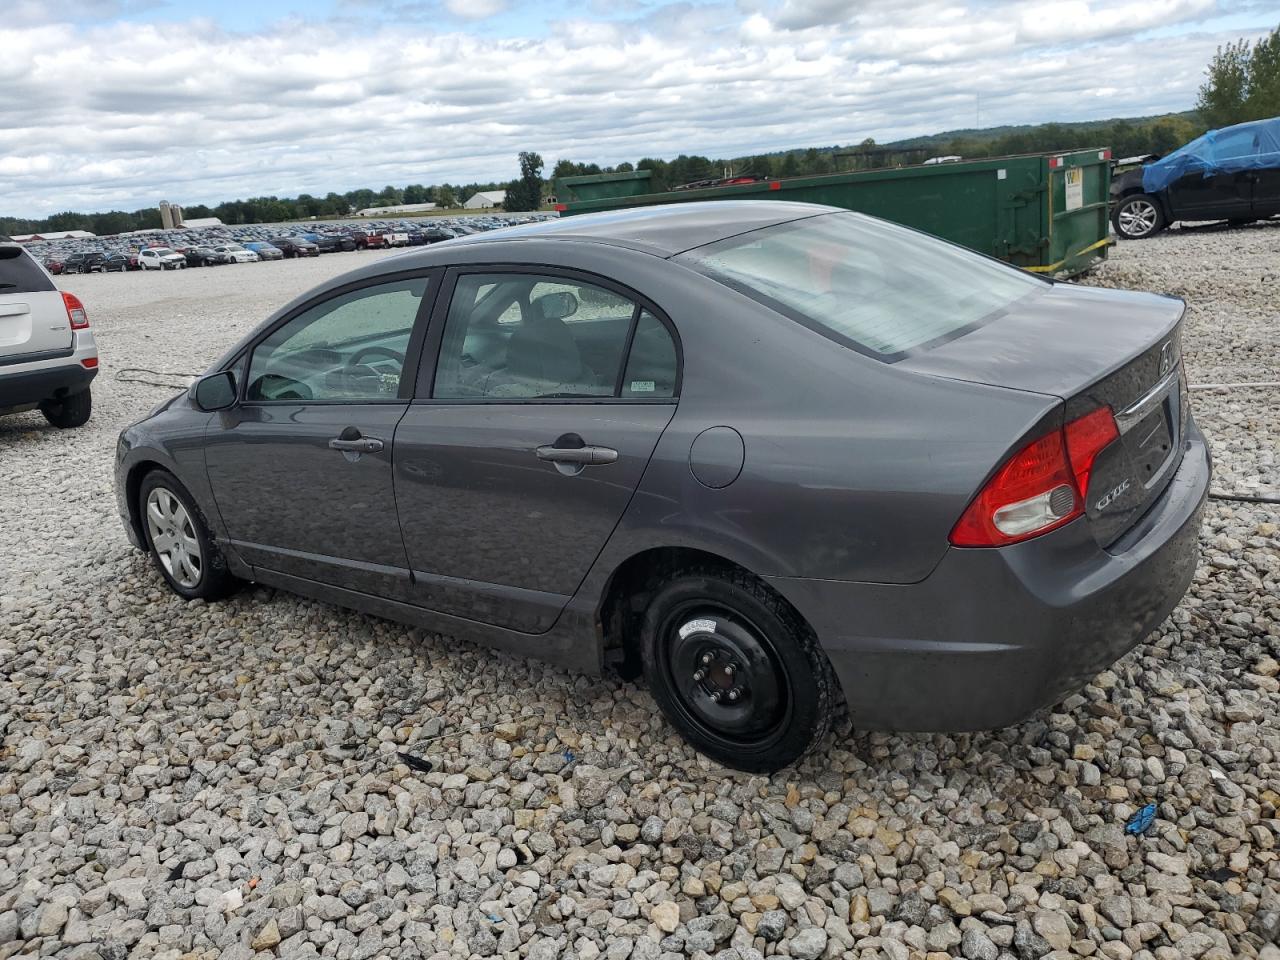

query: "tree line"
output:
0 180 504 238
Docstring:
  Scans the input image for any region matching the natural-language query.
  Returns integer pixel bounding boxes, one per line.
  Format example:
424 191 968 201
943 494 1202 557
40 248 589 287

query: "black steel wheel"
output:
640 568 838 772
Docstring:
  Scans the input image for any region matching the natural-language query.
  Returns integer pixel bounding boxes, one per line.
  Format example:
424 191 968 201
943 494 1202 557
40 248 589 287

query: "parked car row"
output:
28 213 555 278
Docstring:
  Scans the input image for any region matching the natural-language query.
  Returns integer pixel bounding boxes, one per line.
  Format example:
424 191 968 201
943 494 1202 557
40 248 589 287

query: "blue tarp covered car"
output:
1110 117 1280 238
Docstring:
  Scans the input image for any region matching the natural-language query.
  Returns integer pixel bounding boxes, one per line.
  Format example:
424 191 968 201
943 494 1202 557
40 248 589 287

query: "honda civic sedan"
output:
114 201 1210 772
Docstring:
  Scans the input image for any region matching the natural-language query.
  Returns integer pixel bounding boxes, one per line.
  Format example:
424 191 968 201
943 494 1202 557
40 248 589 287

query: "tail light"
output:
950 407 1119 547
63 291 89 329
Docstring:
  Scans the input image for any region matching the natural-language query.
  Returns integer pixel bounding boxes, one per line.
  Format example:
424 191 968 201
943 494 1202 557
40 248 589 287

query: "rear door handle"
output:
535 444 618 465
329 436 384 453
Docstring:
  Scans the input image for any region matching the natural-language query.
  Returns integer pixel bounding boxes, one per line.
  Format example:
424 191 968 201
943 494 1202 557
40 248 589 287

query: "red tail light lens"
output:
63 291 89 329
1063 406 1119 499
950 407 1118 547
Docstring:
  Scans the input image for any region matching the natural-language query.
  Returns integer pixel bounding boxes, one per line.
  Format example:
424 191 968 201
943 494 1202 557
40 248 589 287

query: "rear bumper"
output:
0 362 96 409
768 417 1211 731
0 331 98 410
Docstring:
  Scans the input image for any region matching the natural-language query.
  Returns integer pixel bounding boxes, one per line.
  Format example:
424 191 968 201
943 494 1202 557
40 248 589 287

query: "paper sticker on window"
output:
630 380 655 393
1065 168 1083 211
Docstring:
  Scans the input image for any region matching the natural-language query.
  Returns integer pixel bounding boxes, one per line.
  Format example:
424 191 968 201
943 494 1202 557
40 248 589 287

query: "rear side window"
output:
682 212 1045 360
0 246 55 295
433 273 678 400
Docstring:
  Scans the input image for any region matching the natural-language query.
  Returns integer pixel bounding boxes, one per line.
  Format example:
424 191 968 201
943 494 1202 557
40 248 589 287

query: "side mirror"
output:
192 370 237 411
533 291 578 321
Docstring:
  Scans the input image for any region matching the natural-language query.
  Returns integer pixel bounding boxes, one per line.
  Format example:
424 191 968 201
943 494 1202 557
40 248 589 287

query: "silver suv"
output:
0 238 98 427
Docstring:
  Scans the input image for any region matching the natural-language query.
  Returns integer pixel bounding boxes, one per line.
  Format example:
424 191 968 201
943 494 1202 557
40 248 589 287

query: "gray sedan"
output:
114 201 1210 772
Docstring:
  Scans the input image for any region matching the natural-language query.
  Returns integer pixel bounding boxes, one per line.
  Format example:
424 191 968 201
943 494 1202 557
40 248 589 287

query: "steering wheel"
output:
347 345 404 368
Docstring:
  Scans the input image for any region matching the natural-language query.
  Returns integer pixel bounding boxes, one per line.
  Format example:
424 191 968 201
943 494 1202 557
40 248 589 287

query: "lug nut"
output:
709 690 723 703
692 669 706 682
724 663 736 677
727 688 742 702
701 652 713 665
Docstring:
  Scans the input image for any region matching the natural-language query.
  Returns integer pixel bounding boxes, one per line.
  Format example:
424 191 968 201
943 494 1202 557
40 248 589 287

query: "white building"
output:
12 230 96 242
464 191 506 210
182 217 224 229
354 202 438 217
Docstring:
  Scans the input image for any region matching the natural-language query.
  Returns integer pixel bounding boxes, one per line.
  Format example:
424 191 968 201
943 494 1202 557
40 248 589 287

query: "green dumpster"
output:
555 150 1113 278
554 170 654 203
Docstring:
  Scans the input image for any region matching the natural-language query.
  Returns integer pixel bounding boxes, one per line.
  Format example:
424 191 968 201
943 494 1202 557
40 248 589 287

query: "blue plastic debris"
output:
1125 802 1157 836
562 749 577 765
487 913 503 924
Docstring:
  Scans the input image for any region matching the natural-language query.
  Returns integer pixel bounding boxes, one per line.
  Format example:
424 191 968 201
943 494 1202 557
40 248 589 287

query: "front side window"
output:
1209 128 1259 162
246 276 429 401
681 212 1045 360
433 273 676 400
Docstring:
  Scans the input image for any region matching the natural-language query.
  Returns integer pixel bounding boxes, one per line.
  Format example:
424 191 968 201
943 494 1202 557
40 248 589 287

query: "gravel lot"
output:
2 225 1278 960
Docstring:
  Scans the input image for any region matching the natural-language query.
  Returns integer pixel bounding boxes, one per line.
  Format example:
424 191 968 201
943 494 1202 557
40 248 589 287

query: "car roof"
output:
447 200 842 257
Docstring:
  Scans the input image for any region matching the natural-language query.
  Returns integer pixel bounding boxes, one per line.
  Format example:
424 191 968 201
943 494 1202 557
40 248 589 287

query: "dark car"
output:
1111 116 1280 239
114 201 1210 772
103 253 132 272
63 252 107 274
244 241 284 262
178 246 224 267
305 233 355 253
270 237 320 258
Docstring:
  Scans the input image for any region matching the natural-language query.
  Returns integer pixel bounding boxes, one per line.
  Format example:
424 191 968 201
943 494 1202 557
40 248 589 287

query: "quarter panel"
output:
579 265 1060 585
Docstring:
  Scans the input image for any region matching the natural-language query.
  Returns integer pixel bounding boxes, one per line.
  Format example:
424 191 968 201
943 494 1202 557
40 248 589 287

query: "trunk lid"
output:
899 283 1187 547
0 246 71 359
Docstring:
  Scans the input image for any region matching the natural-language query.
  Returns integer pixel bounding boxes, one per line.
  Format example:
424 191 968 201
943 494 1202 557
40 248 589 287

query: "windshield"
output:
681 212 1046 360
153 248 176 256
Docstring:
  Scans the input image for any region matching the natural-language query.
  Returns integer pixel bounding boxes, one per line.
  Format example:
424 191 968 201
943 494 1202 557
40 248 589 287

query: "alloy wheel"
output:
1118 199 1159 238
145 487 202 588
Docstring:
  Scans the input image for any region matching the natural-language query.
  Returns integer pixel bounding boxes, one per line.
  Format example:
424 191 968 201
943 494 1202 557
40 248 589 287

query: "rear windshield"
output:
681 212 1045 360
0 246 56 294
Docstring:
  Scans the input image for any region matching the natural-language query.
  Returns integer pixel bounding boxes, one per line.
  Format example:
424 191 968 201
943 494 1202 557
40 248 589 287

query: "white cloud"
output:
444 0 511 19
0 0 1265 216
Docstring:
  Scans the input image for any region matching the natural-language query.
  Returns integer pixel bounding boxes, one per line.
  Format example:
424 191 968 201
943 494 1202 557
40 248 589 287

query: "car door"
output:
1166 128 1257 221
393 268 681 633
203 272 436 598
1253 143 1280 218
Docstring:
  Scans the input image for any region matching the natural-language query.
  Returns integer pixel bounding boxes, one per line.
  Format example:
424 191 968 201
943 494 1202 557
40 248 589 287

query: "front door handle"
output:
327 430 381 455
535 444 618 465
329 434 384 454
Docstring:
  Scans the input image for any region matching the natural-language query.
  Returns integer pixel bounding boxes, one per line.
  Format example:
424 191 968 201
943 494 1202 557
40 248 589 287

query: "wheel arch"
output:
124 458 165 547
596 545 820 681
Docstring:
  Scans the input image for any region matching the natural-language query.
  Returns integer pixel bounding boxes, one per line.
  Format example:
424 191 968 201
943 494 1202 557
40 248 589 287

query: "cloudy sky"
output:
1 0 1273 216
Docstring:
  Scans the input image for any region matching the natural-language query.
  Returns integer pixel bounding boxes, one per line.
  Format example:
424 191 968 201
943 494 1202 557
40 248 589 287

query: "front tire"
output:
39 388 92 428
640 568 838 773
1112 194 1166 239
139 469 238 601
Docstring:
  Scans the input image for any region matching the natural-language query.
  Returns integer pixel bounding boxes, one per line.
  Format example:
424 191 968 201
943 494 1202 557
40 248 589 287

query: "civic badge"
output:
1158 341 1173 378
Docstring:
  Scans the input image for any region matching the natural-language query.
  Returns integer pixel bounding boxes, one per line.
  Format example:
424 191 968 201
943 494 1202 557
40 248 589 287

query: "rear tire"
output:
640 567 838 772
40 388 92 428
1112 194 1166 239
139 469 238 601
